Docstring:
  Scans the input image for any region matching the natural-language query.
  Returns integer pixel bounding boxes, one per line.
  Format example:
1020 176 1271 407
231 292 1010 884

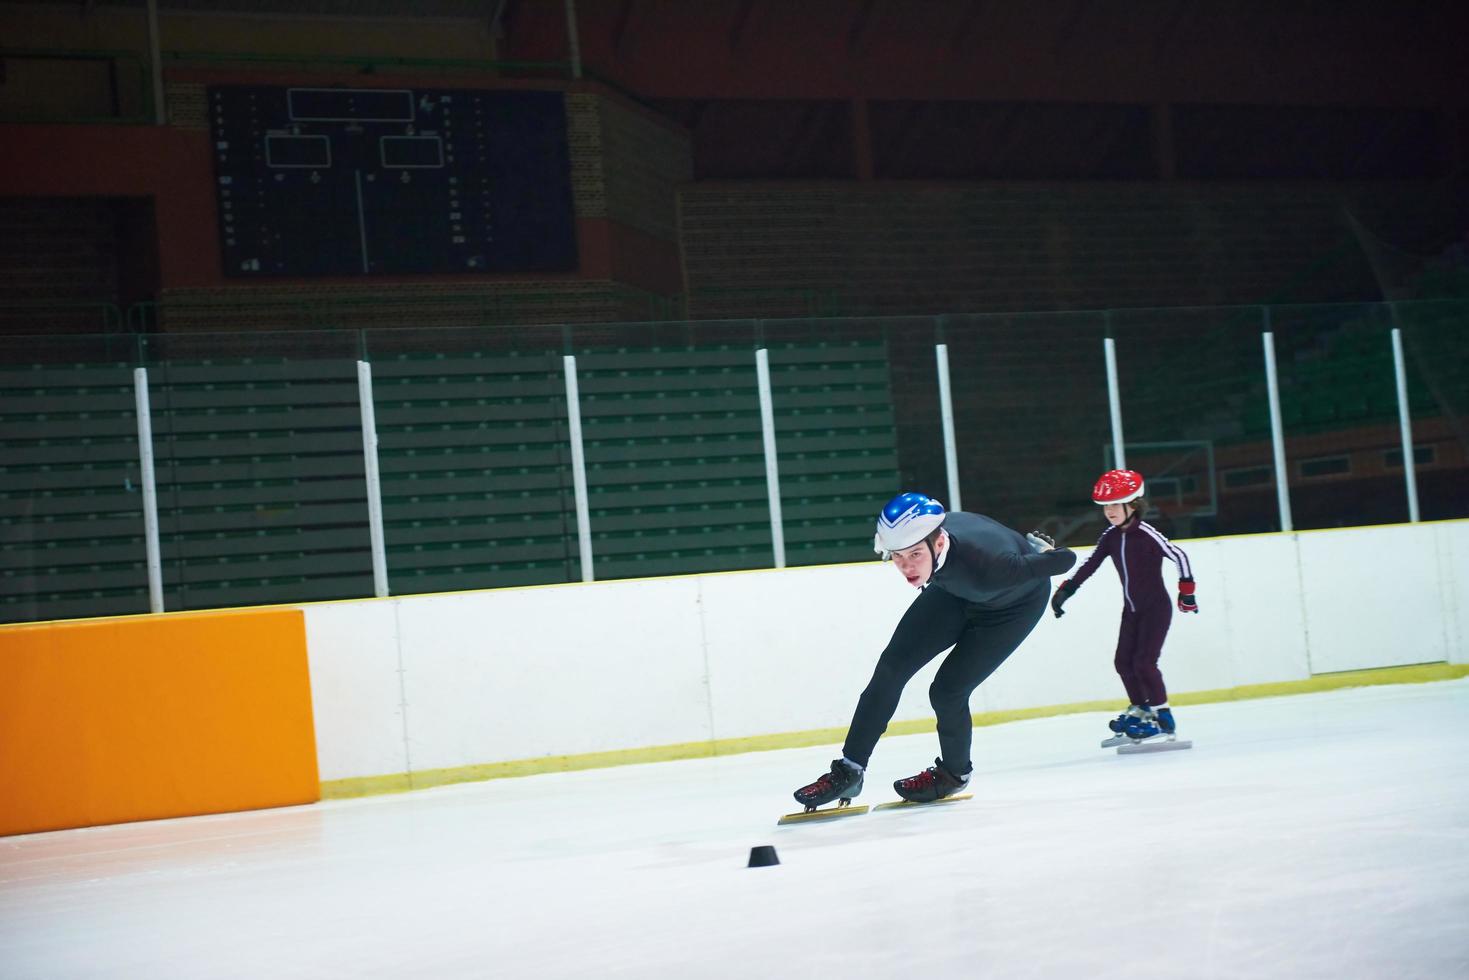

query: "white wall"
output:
1298 523 1459 672
1442 521 1468 666
303 520 1468 784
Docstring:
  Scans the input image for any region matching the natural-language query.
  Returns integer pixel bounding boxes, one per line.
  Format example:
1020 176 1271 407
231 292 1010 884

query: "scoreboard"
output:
207 85 578 277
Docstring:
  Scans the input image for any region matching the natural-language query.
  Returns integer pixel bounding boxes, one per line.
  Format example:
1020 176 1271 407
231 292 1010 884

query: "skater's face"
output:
891 533 943 588
1102 502 1134 526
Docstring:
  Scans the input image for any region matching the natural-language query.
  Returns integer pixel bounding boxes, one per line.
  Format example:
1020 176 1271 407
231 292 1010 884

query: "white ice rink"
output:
3 679 1467 980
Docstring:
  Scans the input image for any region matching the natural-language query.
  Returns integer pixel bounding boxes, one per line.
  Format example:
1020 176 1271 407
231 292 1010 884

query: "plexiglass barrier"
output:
2 299 1465 623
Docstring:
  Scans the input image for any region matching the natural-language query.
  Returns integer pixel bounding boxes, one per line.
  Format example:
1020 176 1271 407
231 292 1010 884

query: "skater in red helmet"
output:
792 492 1077 812
1050 470 1197 744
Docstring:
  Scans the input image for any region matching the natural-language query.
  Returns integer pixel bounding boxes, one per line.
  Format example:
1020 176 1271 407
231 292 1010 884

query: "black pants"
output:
842 582 1049 773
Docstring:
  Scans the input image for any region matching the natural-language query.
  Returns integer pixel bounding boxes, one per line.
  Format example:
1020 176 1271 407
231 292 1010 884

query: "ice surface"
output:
3 680 1467 979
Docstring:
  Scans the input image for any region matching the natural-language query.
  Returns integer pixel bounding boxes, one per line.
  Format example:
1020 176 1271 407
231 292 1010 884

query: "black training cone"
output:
747 844 780 868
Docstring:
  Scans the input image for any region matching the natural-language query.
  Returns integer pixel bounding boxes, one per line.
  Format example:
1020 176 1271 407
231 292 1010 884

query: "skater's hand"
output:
1177 577 1198 614
1051 579 1077 618
1026 530 1056 553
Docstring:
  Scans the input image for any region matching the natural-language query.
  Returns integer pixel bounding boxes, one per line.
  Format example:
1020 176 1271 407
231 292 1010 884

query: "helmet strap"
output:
922 530 945 585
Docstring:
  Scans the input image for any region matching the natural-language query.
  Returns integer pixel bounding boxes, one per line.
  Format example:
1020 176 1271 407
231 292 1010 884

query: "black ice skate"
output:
893 758 971 804
793 759 864 811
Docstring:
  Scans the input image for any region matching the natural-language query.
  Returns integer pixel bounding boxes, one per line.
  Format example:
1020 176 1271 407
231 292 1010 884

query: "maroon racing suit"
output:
1068 517 1193 707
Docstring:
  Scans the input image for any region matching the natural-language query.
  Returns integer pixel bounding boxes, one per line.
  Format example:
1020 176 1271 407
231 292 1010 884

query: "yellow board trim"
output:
318 663 1469 801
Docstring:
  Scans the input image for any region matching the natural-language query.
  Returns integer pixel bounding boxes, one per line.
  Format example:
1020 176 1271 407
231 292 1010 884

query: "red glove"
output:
1177 578 1198 614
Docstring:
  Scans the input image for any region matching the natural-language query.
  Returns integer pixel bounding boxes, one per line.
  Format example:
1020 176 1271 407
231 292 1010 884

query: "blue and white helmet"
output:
874 492 946 558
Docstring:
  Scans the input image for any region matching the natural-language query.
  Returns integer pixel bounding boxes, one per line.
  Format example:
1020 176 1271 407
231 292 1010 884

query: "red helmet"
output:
1092 469 1145 504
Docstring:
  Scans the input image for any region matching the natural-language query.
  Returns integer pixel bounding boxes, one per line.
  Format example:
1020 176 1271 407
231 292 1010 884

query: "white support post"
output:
1261 328 1294 532
1103 336 1126 470
563 355 595 582
357 361 390 598
934 343 962 511
755 348 787 569
132 367 164 613
1390 328 1421 523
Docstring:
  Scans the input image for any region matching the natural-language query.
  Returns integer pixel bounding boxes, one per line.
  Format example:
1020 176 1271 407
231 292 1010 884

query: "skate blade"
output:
777 804 870 825
872 793 974 812
1100 735 1131 748
1117 738 1192 755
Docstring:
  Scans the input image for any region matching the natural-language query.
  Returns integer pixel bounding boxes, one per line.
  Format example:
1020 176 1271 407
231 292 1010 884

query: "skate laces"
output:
808 772 837 793
899 767 939 791
901 760 968 791
804 761 851 795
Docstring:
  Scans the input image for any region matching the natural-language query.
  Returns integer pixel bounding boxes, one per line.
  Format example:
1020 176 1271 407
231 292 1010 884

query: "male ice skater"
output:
793 492 1076 809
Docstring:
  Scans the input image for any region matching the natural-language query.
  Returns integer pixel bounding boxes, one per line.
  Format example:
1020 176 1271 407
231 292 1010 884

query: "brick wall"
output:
565 93 607 221
597 95 692 243
679 181 1465 319
0 198 120 334
156 279 671 332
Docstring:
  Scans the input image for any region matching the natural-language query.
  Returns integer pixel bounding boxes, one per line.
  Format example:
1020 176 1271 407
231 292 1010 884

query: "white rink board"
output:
1299 523 1455 673
699 563 916 741
1451 520 1463 667
302 520 1467 783
1178 533 1311 687
303 601 408 782
1438 520 1467 665
395 579 712 769
971 533 1310 714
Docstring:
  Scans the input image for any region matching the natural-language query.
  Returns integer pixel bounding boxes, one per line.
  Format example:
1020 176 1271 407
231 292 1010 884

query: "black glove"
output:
1051 579 1077 618
1026 530 1056 553
1178 577 1198 614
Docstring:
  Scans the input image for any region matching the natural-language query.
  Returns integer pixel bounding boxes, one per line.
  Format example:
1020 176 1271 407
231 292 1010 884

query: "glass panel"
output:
940 312 1110 547
364 323 577 593
565 320 766 581
1111 305 1275 537
1 298 1462 624
761 316 921 567
1394 299 1469 522
0 335 150 623
1268 303 1402 529
140 331 374 610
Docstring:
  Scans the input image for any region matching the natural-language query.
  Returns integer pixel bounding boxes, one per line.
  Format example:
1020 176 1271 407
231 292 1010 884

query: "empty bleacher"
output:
1 335 901 622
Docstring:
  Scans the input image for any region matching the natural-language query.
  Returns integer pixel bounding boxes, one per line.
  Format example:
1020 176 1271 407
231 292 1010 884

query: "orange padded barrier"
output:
0 608 319 836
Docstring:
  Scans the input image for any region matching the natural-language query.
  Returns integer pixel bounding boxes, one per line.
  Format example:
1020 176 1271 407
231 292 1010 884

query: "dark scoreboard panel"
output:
208 86 578 277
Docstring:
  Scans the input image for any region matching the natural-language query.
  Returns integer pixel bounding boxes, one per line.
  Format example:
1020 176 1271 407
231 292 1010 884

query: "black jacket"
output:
928 512 1077 609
